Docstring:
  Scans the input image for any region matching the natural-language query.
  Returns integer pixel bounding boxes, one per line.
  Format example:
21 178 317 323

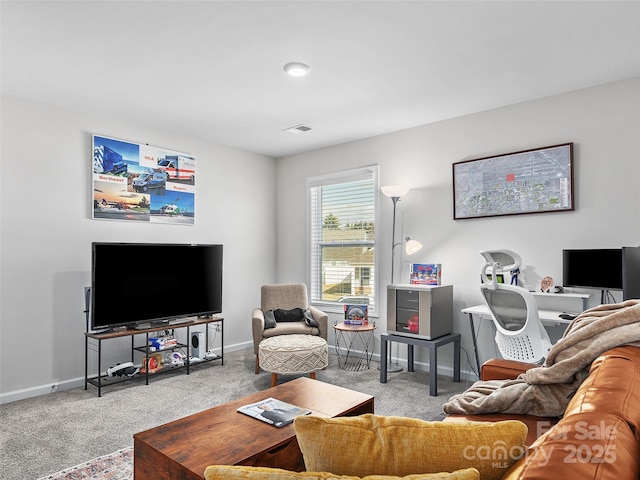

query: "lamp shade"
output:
405 238 423 255
381 185 410 199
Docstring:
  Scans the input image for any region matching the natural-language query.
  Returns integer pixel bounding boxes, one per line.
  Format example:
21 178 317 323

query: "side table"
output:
379 332 461 396
333 322 376 371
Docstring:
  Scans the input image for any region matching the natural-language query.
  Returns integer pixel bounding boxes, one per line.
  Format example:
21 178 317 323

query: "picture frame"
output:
452 143 574 220
92 134 196 225
410 263 442 285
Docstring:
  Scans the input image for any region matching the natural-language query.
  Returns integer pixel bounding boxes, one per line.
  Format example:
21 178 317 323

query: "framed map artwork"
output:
452 143 574 220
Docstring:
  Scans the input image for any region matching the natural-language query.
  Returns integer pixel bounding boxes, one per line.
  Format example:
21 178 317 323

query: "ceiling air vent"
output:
283 124 312 135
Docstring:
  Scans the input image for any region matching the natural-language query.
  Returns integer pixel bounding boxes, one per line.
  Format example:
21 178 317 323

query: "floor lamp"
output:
380 185 423 372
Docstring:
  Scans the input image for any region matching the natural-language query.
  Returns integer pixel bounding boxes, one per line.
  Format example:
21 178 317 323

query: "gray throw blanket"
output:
443 299 640 417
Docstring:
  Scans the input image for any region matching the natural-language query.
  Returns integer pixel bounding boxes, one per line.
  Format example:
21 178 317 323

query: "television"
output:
562 249 622 291
91 242 223 331
622 246 640 300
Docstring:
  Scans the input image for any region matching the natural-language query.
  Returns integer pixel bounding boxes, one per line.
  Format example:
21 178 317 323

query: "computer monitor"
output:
562 249 623 291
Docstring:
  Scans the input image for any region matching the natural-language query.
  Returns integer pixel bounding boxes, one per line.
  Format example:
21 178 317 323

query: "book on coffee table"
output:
237 397 312 427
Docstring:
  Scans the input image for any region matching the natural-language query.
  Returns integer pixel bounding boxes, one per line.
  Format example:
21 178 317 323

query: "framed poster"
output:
452 143 574 220
92 134 196 224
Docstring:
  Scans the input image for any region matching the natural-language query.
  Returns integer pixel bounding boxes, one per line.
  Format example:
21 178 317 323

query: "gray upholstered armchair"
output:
252 283 328 374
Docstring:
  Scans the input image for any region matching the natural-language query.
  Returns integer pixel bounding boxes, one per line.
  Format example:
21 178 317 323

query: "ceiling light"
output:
283 62 311 77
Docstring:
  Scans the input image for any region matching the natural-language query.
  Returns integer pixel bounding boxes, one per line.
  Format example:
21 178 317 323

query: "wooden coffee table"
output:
133 377 374 479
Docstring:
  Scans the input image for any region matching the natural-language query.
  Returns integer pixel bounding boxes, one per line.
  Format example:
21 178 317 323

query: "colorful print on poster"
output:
92 135 195 224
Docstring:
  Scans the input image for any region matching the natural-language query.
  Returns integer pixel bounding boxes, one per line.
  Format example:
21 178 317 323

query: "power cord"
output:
460 345 479 383
207 323 220 354
604 289 617 304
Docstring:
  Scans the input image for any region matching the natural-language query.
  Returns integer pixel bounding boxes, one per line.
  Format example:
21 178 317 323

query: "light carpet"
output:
3 347 470 480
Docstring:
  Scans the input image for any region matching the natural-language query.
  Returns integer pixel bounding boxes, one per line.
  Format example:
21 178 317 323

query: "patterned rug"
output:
36 447 133 480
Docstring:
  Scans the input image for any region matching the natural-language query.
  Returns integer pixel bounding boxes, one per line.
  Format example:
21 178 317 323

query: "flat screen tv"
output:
623 246 640 300
562 249 622 291
91 242 223 331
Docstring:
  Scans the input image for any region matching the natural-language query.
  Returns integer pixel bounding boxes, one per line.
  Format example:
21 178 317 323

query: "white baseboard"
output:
0 376 85 405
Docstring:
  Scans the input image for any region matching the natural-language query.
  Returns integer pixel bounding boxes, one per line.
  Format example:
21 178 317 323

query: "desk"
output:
379 333 461 396
462 304 572 374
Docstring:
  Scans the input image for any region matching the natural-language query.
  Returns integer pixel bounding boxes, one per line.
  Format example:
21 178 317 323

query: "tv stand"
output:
90 327 113 334
85 316 223 397
133 317 195 330
169 317 195 326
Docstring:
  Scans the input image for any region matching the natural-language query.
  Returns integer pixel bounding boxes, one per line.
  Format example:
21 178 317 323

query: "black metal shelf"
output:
132 342 188 354
85 355 222 389
84 317 223 397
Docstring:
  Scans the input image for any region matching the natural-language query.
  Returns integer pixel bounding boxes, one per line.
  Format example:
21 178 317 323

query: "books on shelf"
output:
148 336 177 351
410 263 442 285
344 304 368 325
237 397 312 427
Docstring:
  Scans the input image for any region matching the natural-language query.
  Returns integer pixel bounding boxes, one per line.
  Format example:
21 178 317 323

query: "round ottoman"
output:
258 334 328 387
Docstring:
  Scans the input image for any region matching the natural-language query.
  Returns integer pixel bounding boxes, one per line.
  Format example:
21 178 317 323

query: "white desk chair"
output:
480 250 551 364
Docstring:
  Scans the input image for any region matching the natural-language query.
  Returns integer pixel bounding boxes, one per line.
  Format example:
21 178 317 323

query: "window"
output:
308 166 378 314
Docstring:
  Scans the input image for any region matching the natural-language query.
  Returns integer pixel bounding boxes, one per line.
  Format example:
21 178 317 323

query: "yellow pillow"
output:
294 414 527 480
203 465 480 480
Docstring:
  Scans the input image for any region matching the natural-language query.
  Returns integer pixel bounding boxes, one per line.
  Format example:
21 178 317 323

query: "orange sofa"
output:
448 345 640 479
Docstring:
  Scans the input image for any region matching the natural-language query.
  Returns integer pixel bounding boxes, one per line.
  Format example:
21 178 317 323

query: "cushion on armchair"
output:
294 414 527 480
203 465 480 480
303 309 319 327
263 308 319 329
264 309 277 329
275 308 306 322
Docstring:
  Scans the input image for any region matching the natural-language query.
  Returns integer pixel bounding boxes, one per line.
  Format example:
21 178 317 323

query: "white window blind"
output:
308 166 378 313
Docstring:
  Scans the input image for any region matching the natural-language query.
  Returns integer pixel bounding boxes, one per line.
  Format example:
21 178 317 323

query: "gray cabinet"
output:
386 284 453 340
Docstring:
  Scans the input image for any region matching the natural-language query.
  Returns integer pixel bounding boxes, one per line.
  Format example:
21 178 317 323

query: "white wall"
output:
2 78 638 401
0 95 277 401
276 78 640 377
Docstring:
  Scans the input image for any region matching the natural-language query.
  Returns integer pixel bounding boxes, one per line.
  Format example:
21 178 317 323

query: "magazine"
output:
410 263 442 285
344 304 368 325
237 397 312 427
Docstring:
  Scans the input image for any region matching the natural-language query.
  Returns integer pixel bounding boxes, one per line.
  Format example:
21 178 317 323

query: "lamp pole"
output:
381 185 418 374
386 192 404 373
390 195 400 284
